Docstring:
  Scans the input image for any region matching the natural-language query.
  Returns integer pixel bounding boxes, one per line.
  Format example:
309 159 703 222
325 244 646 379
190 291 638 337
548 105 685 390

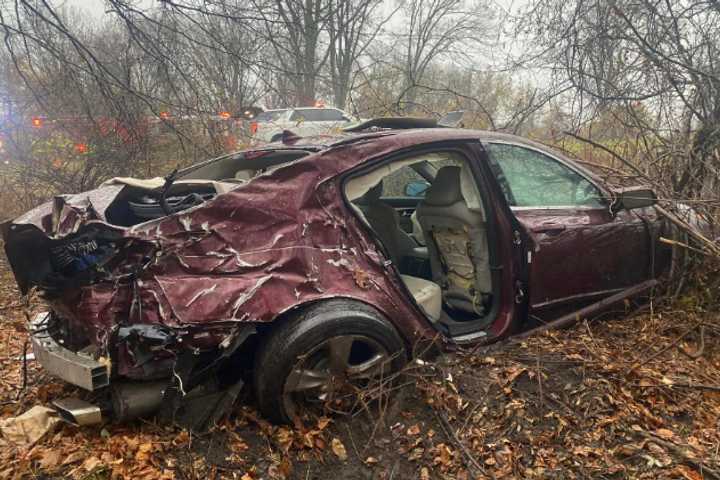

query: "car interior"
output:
344 151 495 335
103 150 310 225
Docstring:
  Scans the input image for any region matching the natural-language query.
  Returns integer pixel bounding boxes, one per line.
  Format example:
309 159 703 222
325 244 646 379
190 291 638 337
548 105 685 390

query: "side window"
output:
289 109 344 122
322 109 346 121
290 109 321 121
382 165 429 198
486 143 605 208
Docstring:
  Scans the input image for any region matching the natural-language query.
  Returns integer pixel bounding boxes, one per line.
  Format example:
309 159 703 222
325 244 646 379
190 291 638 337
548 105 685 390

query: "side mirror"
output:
404 180 431 197
612 187 657 213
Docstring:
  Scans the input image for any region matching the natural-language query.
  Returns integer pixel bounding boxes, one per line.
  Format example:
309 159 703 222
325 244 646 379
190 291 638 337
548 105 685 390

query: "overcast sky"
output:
62 0 526 18
59 0 531 74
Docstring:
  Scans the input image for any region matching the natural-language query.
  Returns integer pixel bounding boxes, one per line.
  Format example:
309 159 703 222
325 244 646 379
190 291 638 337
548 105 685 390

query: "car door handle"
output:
531 224 566 234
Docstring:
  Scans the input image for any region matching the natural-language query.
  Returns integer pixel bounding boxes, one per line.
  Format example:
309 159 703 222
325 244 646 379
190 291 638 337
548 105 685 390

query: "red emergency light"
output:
31 117 43 128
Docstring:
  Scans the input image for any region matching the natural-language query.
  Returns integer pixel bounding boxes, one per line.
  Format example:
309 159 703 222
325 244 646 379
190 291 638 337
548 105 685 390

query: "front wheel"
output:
253 300 407 424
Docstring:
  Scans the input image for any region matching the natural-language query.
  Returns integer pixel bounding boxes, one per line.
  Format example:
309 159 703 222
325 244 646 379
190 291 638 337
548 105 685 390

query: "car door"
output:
484 142 654 318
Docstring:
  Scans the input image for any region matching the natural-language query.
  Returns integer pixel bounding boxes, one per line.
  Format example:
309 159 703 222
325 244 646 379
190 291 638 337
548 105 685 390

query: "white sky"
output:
62 0 528 19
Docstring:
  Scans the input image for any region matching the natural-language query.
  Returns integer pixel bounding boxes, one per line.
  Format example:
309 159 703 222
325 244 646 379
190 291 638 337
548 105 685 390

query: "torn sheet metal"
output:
4 131 457 377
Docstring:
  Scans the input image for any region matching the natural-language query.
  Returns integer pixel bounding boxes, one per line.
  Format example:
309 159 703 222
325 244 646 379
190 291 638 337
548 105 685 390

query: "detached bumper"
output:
29 312 110 391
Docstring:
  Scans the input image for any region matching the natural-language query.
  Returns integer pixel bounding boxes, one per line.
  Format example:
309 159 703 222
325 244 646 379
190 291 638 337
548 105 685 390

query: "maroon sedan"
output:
2 122 668 425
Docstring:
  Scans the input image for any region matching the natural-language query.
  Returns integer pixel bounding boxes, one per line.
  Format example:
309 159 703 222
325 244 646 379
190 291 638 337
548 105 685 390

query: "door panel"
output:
514 207 650 312
484 142 653 315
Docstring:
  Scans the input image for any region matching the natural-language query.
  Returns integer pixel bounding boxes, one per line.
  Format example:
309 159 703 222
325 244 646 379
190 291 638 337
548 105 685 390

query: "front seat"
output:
361 182 418 264
416 166 491 314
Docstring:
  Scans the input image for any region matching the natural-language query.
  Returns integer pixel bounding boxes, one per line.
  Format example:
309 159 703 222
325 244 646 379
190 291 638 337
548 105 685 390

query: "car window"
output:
486 143 604 208
290 109 345 122
255 110 287 122
382 165 429 197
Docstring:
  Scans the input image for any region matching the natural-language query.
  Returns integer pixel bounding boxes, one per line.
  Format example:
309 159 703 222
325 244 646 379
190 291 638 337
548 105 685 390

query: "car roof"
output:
281 128 555 152
265 127 607 188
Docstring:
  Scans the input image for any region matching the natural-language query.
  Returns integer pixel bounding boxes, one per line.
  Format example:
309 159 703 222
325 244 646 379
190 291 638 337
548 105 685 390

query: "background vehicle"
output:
250 107 357 142
2 122 669 425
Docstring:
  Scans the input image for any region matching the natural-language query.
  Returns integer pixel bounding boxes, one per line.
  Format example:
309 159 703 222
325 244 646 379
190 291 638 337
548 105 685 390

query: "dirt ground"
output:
1 251 719 479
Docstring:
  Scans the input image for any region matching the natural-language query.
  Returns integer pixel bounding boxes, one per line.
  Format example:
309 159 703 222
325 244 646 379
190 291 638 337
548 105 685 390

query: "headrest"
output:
424 166 463 206
362 181 383 202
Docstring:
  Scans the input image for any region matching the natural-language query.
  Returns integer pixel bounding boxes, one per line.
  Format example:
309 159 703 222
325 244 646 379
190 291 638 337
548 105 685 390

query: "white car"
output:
250 107 356 142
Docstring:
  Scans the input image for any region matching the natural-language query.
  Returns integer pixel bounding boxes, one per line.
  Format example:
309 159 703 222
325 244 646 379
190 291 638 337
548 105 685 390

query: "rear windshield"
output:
255 110 288 122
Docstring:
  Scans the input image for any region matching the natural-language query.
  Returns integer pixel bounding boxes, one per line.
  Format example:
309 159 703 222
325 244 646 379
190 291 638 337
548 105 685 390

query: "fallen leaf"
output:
674 465 703 480
317 417 331 430
654 428 675 440
331 437 347 461
135 442 154 463
62 451 84 466
81 456 102 472
39 449 62 470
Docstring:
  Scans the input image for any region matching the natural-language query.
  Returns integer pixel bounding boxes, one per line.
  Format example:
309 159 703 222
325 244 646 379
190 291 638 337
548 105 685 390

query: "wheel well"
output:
254 297 412 358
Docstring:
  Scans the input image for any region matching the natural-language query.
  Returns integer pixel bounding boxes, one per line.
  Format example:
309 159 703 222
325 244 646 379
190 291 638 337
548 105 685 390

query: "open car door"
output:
484 142 658 320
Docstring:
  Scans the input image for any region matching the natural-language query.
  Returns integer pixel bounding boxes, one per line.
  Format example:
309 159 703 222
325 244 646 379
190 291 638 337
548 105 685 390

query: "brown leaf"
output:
317 417 331 430
81 456 102 472
331 437 348 461
135 442 154 463
39 449 61 471
62 451 84 466
674 465 703 480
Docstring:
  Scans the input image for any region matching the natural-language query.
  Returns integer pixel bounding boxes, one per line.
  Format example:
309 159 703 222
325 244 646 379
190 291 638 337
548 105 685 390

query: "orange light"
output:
314 100 325 108
74 143 88 154
159 111 170 119
31 117 43 128
250 122 258 135
219 111 231 119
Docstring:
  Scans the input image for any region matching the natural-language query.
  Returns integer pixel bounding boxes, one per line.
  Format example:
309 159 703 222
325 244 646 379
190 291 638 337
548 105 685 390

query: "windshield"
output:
255 110 288 122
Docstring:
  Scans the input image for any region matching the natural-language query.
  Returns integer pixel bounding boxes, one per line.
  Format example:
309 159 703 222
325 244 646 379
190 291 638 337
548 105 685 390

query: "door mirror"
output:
404 180 431 197
612 187 657 213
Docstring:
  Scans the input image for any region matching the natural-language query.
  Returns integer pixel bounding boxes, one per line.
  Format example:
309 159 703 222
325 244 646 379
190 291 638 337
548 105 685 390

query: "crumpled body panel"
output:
6 133 462 356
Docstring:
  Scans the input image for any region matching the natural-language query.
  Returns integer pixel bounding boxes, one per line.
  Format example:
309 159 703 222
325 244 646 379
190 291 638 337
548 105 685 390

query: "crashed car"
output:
2 120 672 425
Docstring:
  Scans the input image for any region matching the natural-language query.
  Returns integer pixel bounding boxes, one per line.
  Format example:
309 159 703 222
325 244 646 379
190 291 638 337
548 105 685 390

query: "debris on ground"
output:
1 249 719 479
0 406 60 447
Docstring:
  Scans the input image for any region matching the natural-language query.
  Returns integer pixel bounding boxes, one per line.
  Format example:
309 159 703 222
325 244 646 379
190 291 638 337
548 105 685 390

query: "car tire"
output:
253 299 407 424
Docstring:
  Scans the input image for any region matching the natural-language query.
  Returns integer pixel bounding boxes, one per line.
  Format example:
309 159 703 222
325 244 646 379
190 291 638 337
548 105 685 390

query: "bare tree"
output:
327 0 385 109
255 0 334 106
393 0 493 110
517 0 720 197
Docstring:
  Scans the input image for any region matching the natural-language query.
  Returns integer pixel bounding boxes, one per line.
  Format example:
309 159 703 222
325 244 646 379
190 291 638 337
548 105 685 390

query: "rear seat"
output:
400 274 442 322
